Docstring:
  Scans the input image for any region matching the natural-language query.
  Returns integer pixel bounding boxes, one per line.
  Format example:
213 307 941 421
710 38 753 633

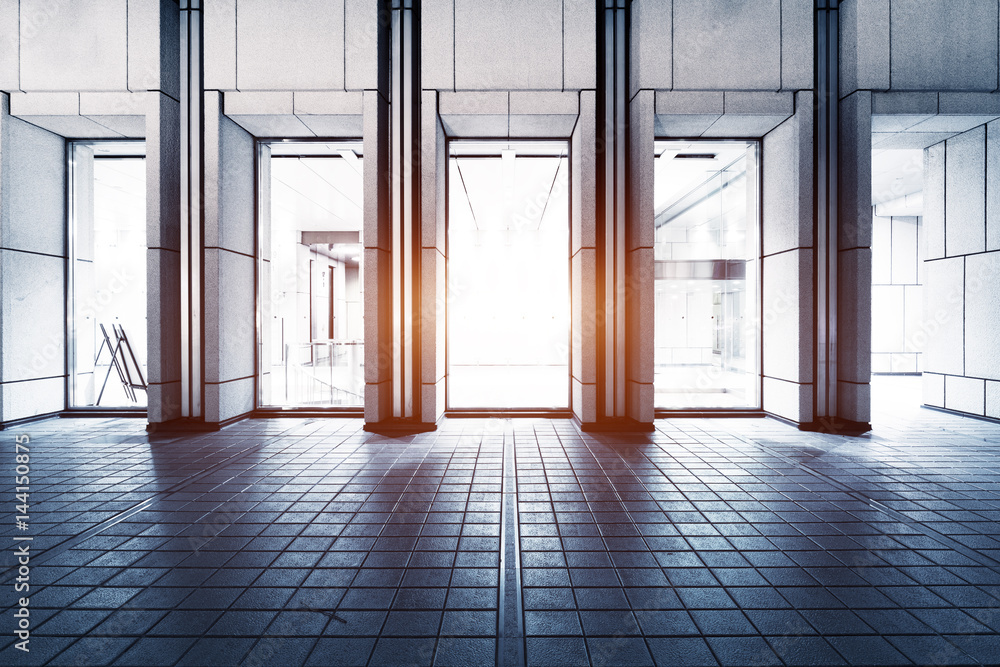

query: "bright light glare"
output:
72 155 148 408
448 144 570 409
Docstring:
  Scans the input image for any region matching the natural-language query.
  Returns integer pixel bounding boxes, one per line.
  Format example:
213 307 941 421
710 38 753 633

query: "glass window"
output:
69 142 148 408
259 142 364 408
447 142 570 409
653 141 760 409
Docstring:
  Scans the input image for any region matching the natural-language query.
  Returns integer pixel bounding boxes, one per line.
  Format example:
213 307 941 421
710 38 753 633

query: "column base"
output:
363 419 439 435
577 417 655 433
797 417 872 435
146 412 250 433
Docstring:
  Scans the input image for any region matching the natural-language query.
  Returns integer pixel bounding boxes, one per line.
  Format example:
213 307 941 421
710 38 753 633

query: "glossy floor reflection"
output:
2 378 1000 666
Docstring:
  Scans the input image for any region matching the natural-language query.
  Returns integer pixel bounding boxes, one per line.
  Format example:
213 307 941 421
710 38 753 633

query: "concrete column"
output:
363 89 393 423
626 88 654 425
365 1 422 430
137 0 181 426
419 90 446 424
258 144 272 407
70 146 96 407
837 91 873 425
761 91 816 424
388 1 421 423
202 91 256 424
146 92 183 424
0 94 67 424
571 90 598 425
595 1 649 429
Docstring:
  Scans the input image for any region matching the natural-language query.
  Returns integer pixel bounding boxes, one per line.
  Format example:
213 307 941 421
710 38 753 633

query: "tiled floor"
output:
2 377 1000 666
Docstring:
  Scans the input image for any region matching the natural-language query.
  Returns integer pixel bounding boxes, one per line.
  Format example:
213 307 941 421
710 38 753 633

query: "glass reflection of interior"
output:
261 143 364 408
71 144 148 408
448 143 570 409
654 141 760 409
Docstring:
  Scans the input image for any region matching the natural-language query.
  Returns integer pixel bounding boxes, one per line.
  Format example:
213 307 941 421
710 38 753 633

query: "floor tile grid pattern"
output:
2 419 506 666
514 417 1000 666
0 382 998 666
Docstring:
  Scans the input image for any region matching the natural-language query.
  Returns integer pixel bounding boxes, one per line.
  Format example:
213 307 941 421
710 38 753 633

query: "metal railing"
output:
279 340 364 407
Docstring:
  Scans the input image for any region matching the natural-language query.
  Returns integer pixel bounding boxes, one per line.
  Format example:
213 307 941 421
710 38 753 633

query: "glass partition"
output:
653 141 760 409
259 142 364 408
69 142 148 408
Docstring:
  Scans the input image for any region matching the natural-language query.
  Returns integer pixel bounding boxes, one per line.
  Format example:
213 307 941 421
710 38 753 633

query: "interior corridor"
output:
3 386 999 666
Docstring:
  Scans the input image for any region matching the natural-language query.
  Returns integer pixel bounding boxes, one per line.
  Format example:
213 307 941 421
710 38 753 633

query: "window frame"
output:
651 137 764 415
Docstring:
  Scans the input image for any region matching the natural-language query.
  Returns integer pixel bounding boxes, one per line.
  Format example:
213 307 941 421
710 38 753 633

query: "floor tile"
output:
5 385 1000 666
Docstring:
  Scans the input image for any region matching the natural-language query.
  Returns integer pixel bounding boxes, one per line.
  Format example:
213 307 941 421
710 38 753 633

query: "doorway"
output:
259 141 364 409
653 140 761 410
869 147 925 418
68 141 148 409
447 141 570 410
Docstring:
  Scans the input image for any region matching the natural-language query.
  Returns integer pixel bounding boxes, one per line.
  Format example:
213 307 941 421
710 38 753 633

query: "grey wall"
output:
0 1 181 425
0 95 67 423
203 92 256 424
3 0 995 429
841 0 1000 97
837 92 874 425
761 93 815 424
627 89 655 425
205 0 379 92
1 0 179 98
363 90 391 423
423 0 595 92
632 0 812 93
923 121 1000 419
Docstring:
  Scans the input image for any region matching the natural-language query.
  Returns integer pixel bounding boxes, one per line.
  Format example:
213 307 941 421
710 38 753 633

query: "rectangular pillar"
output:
389 0 420 422
179 0 204 419
363 89 393 423
626 88 654 425
837 91 873 426
146 92 183 424
816 0 872 431
419 89 446 424
572 90 599 425
202 91 256 424
761 91 816 424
